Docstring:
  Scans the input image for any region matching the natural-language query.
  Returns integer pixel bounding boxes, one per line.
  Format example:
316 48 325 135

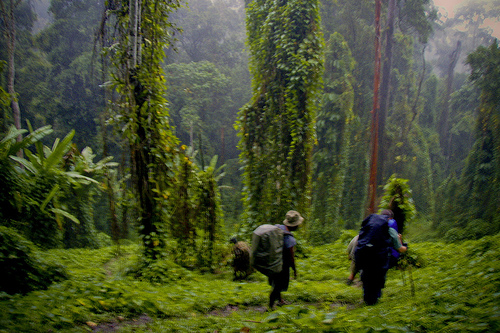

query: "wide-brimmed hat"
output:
283 210 304 227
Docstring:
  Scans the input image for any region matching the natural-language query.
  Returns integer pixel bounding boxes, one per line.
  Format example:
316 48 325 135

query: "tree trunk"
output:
1 0 22 148
438 41 461 162
376 0 395 188
368 0 382 214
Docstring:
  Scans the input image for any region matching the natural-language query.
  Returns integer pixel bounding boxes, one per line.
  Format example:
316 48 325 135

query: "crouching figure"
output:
230 237 252 280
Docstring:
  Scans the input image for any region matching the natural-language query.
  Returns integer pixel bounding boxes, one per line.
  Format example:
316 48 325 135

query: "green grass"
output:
1 234 499 332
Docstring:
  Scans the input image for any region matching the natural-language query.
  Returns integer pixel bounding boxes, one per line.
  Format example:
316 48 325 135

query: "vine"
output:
103 0 181 259
237 0 323 232
310 32 355 244
379 175 416 234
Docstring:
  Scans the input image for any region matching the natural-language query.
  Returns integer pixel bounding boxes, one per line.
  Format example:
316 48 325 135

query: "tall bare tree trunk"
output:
368 0 382 214
377 0 396 188
438 41 461 162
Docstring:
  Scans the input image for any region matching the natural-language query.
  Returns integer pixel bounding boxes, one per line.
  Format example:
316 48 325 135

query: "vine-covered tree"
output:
433 40 500 241
0 0 36 143
237 0 324 232
310 32 355 244
458 40 500 237
377 0 437 188
379 175 416 234
102 0 181 259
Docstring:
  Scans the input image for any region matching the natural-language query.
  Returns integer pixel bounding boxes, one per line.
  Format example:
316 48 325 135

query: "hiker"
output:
388 217 401 269
354 209 407 305
346 234 359 285
268 210 303 310
230 237 251 280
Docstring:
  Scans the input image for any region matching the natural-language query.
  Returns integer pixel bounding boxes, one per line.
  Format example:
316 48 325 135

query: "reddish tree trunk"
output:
368 0 382 214
377 0 396 187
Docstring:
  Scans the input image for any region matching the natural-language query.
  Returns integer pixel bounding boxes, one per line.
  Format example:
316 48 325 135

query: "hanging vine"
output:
379 175 416 234
237 0 324 231
310 32 355 245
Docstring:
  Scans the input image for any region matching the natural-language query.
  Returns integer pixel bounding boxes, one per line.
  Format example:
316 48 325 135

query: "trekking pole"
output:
408 262 415 297
399 251 415 297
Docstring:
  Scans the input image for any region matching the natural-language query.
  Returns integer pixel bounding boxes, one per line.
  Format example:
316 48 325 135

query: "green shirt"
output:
389 227 402 249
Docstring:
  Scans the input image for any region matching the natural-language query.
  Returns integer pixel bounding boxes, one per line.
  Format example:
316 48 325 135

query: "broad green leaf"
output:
40 185 60 211
51 208 80 225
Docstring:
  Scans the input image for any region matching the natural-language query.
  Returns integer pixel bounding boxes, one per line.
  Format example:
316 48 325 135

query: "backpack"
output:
354 214 391 265
250 224 284 276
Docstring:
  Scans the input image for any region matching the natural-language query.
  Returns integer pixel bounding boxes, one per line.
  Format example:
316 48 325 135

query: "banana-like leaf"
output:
51 208 80 225
23 148 42 171
27 120 46 161
65 171 100 184
51 137 60 152
44 130 75 170
10 128 53 158
10 155 37 174
40 184 60 211
0 126 27 145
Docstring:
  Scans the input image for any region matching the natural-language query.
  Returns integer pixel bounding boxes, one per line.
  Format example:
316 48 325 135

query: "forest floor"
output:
1 232 499 332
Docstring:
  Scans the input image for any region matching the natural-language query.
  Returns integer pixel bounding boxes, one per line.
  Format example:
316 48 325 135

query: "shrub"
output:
96 232 113 248
127 257 195 284
0 226 67 294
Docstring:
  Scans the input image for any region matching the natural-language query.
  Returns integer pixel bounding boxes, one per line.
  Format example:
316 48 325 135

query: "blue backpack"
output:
354 214 391 263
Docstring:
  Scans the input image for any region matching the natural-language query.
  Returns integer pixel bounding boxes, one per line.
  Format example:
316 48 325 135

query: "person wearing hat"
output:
268 210 303 310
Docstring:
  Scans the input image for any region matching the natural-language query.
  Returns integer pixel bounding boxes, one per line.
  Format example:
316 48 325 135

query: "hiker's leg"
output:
364 265 387 305
269 287 280 309
361 265 379 305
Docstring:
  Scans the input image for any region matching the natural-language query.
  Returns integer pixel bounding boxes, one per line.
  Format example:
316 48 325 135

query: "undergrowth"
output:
0 234 498 332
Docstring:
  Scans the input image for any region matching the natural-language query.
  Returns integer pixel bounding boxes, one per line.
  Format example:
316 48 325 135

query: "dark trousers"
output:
357 252 389 305
268 266 290 307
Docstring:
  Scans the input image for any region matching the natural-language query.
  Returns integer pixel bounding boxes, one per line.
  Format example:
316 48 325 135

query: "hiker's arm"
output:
290 246 297 279
397 233 408 253
389 227 407 253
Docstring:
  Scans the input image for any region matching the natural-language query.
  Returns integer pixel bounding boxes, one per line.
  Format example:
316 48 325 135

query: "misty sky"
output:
434 0 500 37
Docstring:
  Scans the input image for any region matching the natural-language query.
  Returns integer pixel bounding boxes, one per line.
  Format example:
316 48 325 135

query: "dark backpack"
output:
355 214 391 264
250 224 284 276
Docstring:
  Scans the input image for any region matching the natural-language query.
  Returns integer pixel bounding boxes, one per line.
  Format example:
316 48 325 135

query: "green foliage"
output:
1 235 499 332
0 61 9 132
384 34 434 209
168 153 227 272
398 0 437 43
169 0 246 67
62 146 118 249
436 40 500 239
0 125 67 247
164 61 232 163
16 0 106 150
379 175 417 234
9 125 97 248
129 256 195 285
103 0 181 259
0 125 51 221
195 156 226 272
0 226 67 295
238 0 324 232
0 124 114 249
310 32 355 245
